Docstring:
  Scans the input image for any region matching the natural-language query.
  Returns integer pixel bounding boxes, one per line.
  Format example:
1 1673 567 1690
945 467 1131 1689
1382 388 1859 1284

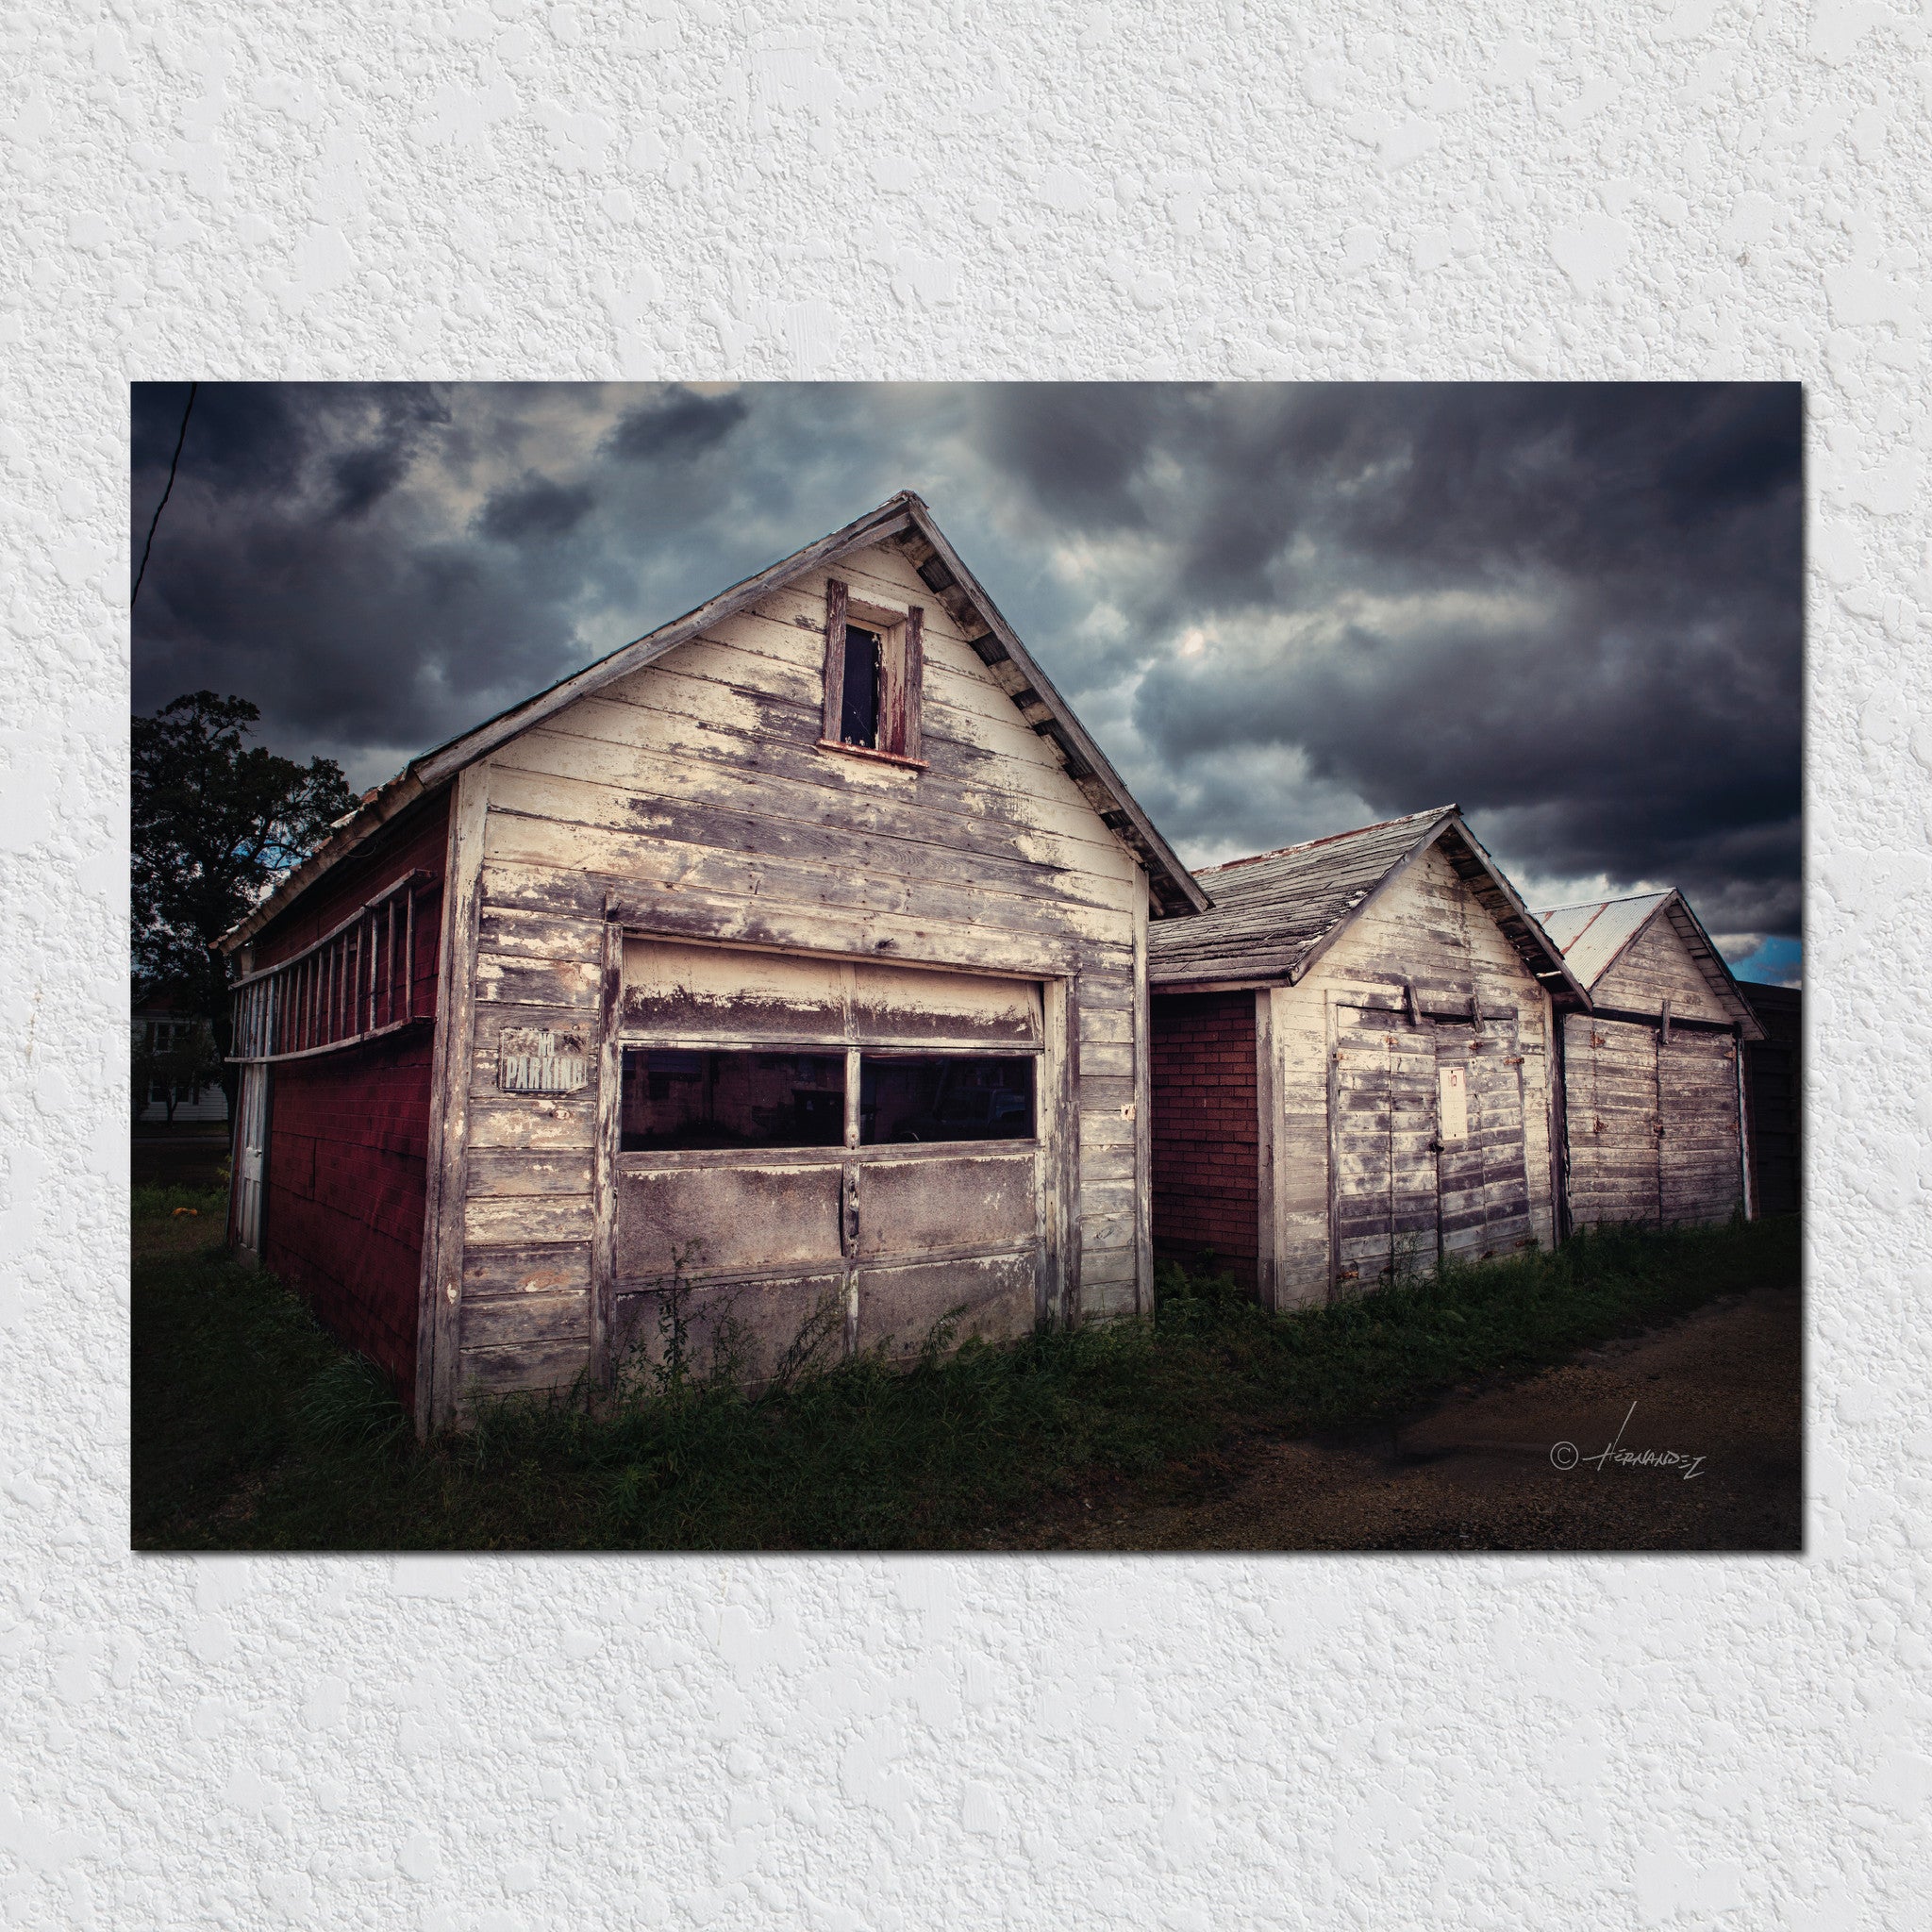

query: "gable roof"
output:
1536 892 1672 988
218 491 1208 954
1535 889 1765 1038
1148 806 1589 1007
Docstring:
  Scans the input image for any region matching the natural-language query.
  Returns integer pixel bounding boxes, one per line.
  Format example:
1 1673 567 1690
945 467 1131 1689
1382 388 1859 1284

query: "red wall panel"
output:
1150 991 1259 1292
246 790 450 1406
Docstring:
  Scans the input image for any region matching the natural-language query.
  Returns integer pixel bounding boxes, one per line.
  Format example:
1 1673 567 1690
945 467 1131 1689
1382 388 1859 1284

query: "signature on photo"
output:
1550 1402 1706 1480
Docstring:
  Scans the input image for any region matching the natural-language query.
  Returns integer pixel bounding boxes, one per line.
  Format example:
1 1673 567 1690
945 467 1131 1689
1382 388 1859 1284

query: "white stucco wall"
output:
5 8 1913 1928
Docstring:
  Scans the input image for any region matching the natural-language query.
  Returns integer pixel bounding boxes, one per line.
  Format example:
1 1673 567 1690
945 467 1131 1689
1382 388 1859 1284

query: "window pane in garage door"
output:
620 1048 845 1150
859 1055 1036 1144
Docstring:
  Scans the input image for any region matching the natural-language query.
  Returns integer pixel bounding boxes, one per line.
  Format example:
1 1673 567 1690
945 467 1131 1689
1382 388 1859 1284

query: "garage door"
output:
612 940 1050 1379
1330 1003 1533 1289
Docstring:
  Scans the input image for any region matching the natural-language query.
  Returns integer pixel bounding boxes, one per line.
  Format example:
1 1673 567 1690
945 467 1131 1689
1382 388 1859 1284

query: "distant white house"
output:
133 992 227 1125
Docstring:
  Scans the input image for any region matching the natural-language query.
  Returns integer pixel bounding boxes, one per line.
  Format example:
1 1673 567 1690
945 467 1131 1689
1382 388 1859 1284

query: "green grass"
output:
131 1194 1800 1552
132 1180 228 1216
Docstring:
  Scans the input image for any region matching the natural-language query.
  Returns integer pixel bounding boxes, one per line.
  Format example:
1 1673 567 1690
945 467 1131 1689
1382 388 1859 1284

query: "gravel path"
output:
1020 1279 1802 1553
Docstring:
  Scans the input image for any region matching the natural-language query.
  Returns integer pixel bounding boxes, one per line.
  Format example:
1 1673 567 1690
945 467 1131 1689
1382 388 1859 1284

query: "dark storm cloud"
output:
130 381 1801 963
477 473 597 544
132 383 593 774
605 386 749 460
968 383 1800 941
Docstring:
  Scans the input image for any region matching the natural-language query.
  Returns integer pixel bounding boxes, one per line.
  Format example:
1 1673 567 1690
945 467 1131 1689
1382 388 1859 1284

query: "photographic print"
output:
130 381 1801 1553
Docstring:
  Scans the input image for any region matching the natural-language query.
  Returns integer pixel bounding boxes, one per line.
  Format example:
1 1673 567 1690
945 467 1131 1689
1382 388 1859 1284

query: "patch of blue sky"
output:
1729 934 1801 987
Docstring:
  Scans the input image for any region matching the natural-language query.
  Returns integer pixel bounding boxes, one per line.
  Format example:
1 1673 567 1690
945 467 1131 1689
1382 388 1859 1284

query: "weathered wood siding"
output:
444 537 1151 1401
1562 1016 1746 1228
1591 917 1731 1022
239 790 450 1402
1562 1016 1660 1227
1562 908 1747 1229
1268 839 1558 1306
1659 1031 1746 1221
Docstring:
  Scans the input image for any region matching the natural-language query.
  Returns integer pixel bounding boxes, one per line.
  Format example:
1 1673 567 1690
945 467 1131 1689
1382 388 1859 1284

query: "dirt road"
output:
1023 1280 1802 1553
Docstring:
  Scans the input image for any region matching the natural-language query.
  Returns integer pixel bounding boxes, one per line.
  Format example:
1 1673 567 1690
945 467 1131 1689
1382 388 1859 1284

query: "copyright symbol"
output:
1550 1441 1579 1471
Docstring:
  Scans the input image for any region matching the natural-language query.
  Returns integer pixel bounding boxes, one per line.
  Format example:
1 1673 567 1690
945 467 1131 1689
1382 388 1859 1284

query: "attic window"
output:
819 578 926 769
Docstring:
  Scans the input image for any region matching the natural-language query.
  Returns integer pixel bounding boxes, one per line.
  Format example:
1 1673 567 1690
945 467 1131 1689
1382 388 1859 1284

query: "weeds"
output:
293 1355 409 1455
132 1204 1799 1553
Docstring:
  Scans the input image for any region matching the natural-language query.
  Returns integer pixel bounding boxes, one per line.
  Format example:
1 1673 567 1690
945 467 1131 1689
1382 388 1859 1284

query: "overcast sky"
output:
131 381 1802 985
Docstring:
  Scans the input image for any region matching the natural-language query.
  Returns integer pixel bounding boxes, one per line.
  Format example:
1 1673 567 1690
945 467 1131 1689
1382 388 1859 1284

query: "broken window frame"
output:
818 576 927 769
839 621 884 749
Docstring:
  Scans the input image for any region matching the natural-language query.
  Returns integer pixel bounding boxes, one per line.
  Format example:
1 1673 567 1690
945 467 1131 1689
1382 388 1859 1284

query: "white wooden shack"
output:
219 492 1207 1429
1536 891 1765 1229
1147 807 1590 1307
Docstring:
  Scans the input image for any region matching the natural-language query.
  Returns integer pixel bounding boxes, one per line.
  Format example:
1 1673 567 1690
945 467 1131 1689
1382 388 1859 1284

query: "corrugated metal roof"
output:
1534 892 1671 991
1147 807 1457 985
1535 888 1765 1039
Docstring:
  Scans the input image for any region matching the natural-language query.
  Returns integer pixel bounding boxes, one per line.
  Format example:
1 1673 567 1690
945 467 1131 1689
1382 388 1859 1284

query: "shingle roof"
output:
1148 808 1452 984
1148 807 1587 1004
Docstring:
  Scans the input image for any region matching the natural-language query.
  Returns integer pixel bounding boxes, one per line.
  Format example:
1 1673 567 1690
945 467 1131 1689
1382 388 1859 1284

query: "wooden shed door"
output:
1562 1014 1662 1228
614 941 1047 1377
1330 1006 1532 1289
1435 1021 1533 1264
1658 1030 1743 1224
1331 1008 1438 1286
1564 1017 1741 1229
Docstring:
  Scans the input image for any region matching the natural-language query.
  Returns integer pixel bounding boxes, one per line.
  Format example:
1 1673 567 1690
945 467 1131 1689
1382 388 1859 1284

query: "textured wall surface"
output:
5 2 1925 1924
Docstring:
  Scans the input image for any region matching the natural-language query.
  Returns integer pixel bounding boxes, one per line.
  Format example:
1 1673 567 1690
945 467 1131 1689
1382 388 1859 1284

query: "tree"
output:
132 692 358 1111
133 1022 225 1126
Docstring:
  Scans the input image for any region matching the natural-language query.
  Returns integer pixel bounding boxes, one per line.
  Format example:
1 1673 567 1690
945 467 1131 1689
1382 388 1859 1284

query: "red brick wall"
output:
1151 991 1259 1291
242 790 450 1404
